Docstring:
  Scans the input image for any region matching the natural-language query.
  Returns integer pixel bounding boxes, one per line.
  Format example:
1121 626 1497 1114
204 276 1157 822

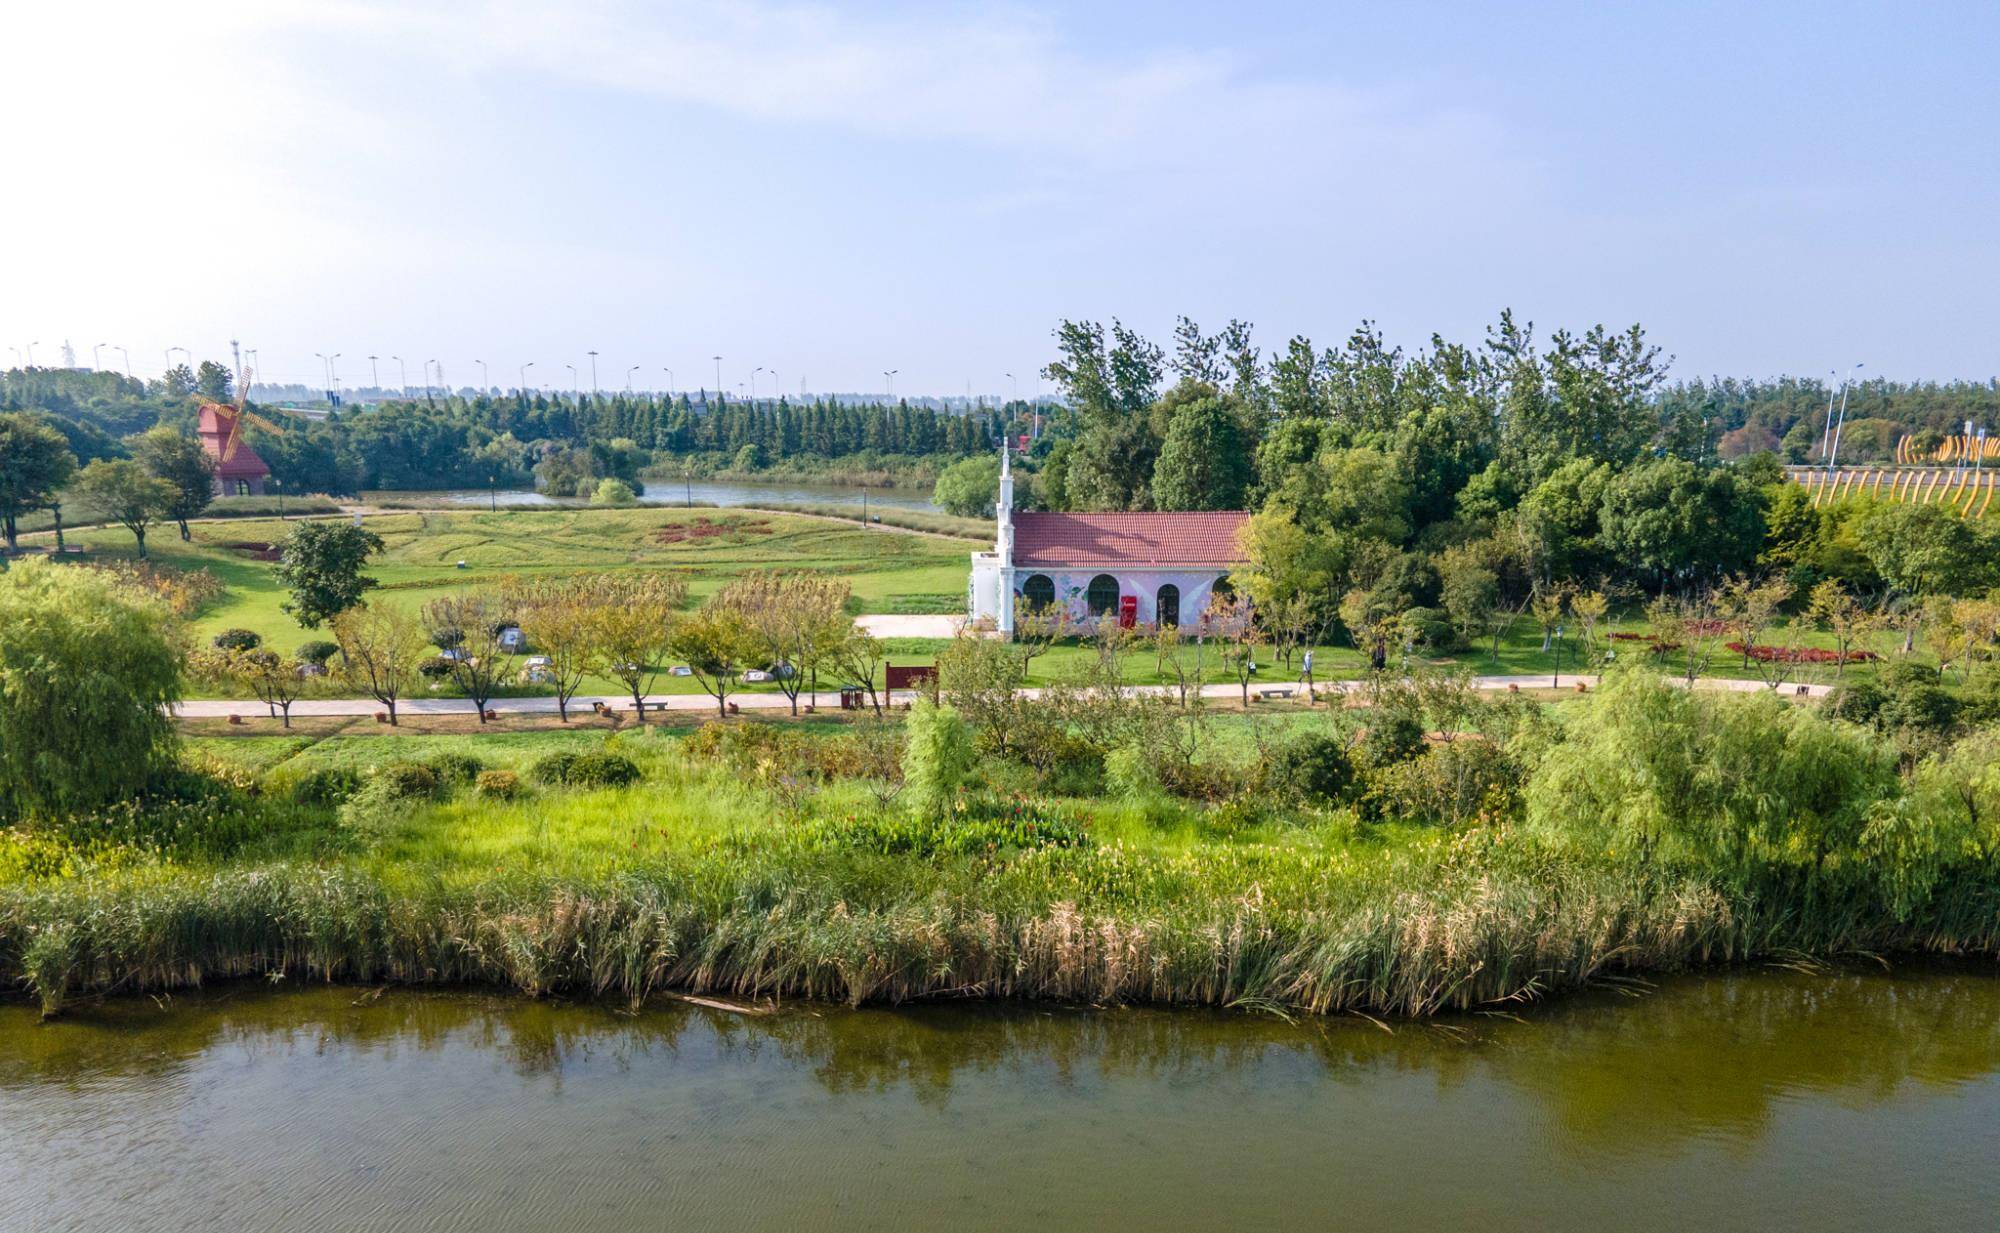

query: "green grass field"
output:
25 506 977 661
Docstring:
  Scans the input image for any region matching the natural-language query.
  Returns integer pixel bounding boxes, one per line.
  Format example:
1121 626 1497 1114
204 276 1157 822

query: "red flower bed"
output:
1725 641 1879 665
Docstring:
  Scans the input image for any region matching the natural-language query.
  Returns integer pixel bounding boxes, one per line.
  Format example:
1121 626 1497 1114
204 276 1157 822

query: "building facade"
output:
968 448 1247 635
197 404 272 496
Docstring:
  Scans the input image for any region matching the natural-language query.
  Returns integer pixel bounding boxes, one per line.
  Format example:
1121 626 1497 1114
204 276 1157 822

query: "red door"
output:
1118 595 1138 629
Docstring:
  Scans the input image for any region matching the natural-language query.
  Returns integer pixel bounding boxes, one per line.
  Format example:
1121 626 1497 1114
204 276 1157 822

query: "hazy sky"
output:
5 1 1996 395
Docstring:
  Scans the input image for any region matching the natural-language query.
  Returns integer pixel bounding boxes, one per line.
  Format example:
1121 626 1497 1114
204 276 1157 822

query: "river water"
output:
371 478 940 513
4 967 1997 1232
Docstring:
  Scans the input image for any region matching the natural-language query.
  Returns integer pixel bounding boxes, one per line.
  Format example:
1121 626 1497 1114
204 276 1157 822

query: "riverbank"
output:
7 675 1998 1018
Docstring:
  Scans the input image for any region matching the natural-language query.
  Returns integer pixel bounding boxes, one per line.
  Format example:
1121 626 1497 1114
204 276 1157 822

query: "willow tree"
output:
0 558 182 821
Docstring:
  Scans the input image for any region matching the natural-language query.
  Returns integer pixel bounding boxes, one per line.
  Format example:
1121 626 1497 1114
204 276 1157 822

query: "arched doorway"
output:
1085 574 1120 618
1021 573 1055 612
1156 583 1180 627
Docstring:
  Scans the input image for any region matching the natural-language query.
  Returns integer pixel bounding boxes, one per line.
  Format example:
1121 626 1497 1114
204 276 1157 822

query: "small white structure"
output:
968 445 1247 636
498 626 526 652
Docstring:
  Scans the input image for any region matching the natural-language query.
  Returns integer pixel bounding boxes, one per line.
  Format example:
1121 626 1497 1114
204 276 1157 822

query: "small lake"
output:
370 478 940 513
4 966 1998 1232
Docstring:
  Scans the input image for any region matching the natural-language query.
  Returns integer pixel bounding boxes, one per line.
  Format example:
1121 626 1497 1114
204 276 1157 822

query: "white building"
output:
968 447 1248 636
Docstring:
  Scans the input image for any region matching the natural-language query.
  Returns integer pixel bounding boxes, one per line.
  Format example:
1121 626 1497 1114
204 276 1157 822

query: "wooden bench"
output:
1258 687 1297 700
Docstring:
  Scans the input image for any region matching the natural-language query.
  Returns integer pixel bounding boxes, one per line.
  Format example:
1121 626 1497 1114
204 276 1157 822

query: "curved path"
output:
173 673 1830 720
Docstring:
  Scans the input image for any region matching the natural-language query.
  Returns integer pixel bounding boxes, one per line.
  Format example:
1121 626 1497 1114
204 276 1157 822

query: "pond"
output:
4 966 1997 1232
370 478 940 513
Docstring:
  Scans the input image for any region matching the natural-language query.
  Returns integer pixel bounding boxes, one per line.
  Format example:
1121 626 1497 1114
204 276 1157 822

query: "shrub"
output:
1824 680 1887 727
590 477 637 507
1259 734 1356 807
423 752 486 786
0 558 183 823
1358 711 1426 770
1104 744 1165 802
417 655 456 681
529 751 580 785
474 769 523 799
211 628 263 652
296 640 340 666
1402 606 1455 652
529 749 640 788
569 751 641 788
1364 740 1521 827
286 766 361 807
375 761 443 800
902 699 975 820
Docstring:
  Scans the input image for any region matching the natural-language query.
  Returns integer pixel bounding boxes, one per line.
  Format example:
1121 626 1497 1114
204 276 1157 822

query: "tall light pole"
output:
587 350 599 395
769 370 779 402
166 345 188 369
712 356 722 398
565 363 578 397
883 369 897 401
391 355 408 397
662 367 674 395
91 342 104 370
1826 362 1866 474
112 345 130 378
750 366 763 400
315 352 332 400
1004 372 1018 402
626 365 640 392
329 354 342 404
1818 368 1839 462
428 359 442 397
519 361 534 392
368 355 380 390
476 359 489 391
25 341 37 367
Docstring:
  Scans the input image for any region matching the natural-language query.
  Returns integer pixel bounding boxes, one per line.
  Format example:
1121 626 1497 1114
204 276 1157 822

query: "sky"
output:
4 0 1997 397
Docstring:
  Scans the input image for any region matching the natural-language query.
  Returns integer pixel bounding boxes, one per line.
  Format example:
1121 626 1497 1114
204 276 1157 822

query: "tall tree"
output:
1151 388 1251 511
195 360 233 402
273 521 385 627
579 572 687 722
70 458 175 559
331 602 428 726
131 425 215 541
0 412 77 550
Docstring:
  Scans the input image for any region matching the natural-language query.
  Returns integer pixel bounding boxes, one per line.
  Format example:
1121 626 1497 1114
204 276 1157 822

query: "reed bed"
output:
8 827 1997 1018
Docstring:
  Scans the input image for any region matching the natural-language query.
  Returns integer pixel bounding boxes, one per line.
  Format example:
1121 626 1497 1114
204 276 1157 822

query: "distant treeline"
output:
0 367 1014 495
1663 376 2000 463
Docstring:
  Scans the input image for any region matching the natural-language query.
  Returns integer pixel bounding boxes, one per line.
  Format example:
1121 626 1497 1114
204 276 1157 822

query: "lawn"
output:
24 506 978 661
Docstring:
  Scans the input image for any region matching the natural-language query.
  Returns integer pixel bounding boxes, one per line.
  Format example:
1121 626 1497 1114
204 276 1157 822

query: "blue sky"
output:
5 1 1996 395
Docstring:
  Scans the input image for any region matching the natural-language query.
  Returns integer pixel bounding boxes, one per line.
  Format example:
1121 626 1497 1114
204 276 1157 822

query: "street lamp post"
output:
712 356 722 398
882 369 897 401
1826 363 1867 474
391 355 408 397
166 345 189 369
587 350 599 395
750 367 762 400
626 365 640 392
662 368 674 395
476 359 489 391
368 355 380 391
314 352 331 401
769 370 779 402
565 364 578 398
519 361 534 393
26 341 37 367
91 342 103 370
113 346 130 378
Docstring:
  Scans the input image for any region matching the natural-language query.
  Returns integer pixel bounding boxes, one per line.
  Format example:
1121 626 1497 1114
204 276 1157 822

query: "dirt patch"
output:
221 541 282 561
653 516 772 545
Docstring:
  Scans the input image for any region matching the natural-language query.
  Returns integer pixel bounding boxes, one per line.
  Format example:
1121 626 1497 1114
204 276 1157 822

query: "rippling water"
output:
3 967 1997 1232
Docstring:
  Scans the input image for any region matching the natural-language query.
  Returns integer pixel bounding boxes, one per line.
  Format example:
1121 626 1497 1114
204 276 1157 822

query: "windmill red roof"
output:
1012 511 1249 569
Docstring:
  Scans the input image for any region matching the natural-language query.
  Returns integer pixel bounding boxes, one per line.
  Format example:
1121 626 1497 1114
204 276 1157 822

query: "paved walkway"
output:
854 614 963 639
173 673 1831 720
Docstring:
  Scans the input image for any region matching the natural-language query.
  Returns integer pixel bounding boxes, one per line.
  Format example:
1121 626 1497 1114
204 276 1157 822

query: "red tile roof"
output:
1012 511 1248 570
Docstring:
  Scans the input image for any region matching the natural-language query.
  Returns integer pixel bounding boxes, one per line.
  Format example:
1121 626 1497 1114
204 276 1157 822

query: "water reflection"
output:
3 968 1998 1233
374 479 940 513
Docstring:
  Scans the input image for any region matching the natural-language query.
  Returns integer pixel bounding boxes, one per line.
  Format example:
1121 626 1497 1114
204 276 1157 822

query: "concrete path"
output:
855 614 963 639
172 673 1831 720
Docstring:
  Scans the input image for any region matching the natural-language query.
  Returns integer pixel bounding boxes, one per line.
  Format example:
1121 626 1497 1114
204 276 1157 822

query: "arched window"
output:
1156 583 1180 628
1085 574 1120 617
1020 574 1055 612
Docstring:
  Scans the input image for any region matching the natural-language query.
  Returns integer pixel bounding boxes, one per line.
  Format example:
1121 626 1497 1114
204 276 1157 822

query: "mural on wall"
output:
1012 569 1228 627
